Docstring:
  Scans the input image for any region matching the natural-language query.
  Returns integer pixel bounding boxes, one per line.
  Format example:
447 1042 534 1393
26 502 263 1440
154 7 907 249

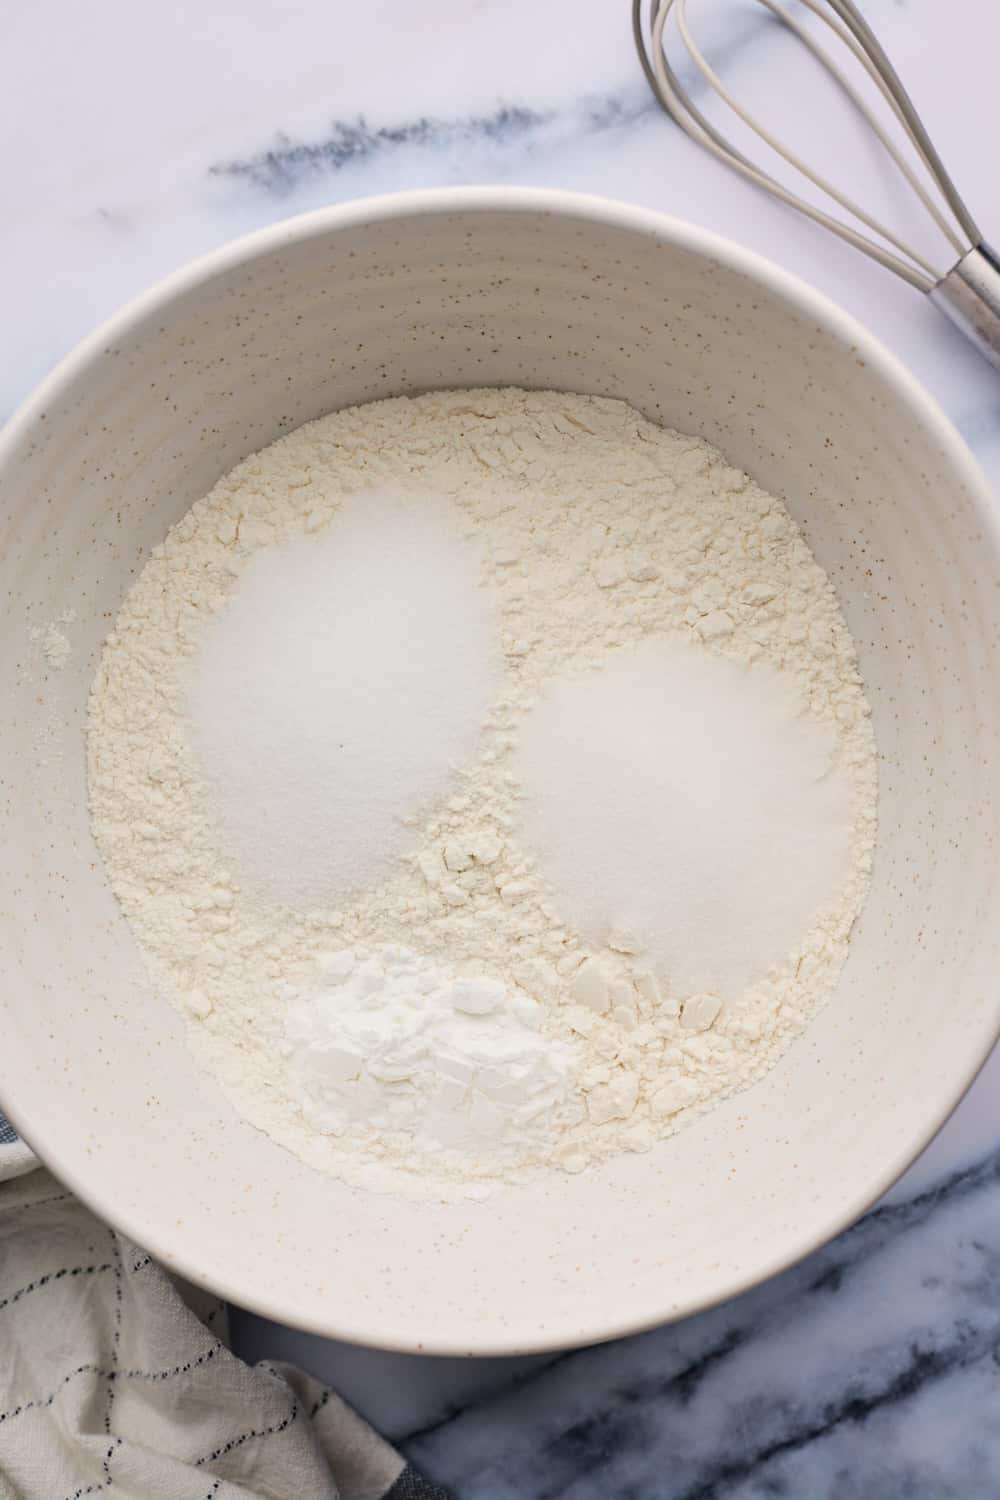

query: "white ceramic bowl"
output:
2 188 999 1355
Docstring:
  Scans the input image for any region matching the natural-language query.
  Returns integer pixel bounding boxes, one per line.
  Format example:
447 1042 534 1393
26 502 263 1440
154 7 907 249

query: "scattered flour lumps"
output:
514 636 855 998
188 491 496 908
284 947 575 1152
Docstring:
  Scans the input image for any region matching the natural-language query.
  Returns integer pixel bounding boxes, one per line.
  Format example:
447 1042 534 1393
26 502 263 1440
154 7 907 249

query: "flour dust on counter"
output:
87 388 877 1200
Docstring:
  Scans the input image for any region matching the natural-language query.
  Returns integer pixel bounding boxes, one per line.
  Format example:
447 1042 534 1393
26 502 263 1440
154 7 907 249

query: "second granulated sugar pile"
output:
87 389 877 1199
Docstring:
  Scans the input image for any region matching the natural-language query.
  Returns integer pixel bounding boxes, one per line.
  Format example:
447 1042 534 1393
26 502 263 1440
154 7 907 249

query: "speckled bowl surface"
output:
1 188 999 1355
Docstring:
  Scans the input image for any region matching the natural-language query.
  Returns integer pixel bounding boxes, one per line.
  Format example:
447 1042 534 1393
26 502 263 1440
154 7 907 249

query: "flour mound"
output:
87 388 877 1202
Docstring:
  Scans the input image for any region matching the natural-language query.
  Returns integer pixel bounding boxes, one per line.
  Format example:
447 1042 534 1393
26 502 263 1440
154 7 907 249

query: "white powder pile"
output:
190 493 496 907
87 388 877 1201
515 637 854 997
285 946 573 1158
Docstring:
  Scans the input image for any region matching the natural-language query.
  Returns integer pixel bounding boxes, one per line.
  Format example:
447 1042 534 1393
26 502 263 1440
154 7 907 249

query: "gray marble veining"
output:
405 1150 1000 1497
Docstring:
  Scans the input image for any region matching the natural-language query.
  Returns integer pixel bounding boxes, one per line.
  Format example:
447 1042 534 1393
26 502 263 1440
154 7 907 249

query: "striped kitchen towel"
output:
0 1111 450 1500
0 1108 36 1180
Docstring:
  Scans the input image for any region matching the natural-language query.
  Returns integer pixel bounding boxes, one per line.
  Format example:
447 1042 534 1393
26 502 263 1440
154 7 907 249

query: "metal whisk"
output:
633 0 1000 369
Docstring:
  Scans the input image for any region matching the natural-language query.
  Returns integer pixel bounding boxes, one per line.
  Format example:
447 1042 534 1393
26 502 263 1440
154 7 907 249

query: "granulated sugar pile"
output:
87 388 877 1200
189 493 497 909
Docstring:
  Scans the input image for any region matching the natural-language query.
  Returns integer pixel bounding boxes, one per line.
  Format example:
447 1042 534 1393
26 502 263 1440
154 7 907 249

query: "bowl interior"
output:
2 191 998 1354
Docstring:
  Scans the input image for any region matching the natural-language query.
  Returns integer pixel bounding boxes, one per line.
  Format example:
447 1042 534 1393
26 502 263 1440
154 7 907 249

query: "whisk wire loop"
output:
633 0 978 290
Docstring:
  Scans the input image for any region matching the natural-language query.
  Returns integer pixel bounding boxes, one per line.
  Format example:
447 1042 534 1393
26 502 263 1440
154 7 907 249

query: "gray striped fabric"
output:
0 1133 451 1498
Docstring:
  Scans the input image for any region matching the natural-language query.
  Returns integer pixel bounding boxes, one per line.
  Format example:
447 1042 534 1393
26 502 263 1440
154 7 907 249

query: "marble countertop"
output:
5 0 999 1493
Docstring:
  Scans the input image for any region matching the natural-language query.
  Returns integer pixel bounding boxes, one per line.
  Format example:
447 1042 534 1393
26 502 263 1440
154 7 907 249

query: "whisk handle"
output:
930 244 1000 371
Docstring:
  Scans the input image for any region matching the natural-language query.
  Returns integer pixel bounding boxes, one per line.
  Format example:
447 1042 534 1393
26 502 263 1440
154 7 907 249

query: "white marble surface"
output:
5 0 1000 1492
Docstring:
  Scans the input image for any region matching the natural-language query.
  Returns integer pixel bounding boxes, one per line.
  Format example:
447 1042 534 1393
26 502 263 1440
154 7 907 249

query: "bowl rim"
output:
2 184 998 1356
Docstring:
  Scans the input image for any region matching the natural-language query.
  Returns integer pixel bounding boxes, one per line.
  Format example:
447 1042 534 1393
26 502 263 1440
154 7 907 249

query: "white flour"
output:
29 608 76 669
87 388 877 1200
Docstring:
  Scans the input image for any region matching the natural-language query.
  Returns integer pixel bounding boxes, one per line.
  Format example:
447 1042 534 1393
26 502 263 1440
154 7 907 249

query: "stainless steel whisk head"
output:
633 0 1000 369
